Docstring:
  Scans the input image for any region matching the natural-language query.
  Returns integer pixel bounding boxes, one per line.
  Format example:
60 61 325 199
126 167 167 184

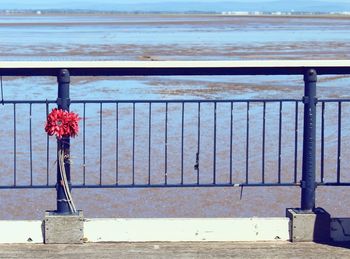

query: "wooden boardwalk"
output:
0 242 349 259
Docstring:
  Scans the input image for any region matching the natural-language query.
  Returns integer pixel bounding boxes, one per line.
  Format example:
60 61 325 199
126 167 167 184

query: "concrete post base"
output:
44 210 84 244
286 208 330 242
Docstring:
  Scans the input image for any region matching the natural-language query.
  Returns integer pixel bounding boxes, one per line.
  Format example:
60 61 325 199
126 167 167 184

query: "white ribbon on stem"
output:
58 149 77 214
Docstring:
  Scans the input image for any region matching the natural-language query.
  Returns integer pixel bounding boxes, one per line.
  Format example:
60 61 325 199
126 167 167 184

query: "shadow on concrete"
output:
330 218 350 243
321 241 350 249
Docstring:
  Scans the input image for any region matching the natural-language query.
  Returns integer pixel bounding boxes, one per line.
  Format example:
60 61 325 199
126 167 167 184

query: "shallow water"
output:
0 14 350 219
1 14 350 61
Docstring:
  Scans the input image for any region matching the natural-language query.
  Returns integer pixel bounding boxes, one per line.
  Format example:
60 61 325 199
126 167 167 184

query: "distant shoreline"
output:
1 9 350 16
0 11 350 20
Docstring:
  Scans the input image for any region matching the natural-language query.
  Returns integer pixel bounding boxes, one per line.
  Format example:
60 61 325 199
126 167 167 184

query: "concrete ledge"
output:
1 216 349 243
0 220 43 243
83 218 290 242
0 217 289 243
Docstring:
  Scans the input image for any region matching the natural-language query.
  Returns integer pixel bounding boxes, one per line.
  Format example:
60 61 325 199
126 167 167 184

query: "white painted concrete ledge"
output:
84 218 290 242
0 218 290 243
1 217 348 243
0 220 43 244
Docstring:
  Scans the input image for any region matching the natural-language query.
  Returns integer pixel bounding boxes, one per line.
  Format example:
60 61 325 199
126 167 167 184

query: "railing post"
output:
287 69 329 242
45 69 83 244
301 68 317 212
56 69 71 214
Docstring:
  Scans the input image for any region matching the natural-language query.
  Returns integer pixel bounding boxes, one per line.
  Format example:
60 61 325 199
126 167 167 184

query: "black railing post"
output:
301 68 317 212
56 69 71 214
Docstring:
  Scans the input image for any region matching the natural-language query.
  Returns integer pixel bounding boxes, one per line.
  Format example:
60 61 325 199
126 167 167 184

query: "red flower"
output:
45 108 80 139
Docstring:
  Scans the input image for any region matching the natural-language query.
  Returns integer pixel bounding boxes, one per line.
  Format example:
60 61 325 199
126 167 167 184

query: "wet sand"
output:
2 42 350 61
1 14 350 61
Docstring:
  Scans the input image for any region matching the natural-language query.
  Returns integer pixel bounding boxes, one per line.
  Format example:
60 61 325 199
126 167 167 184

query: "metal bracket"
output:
0 76 4 105
302 96 318 104
56 98 71 106
300 180 318 189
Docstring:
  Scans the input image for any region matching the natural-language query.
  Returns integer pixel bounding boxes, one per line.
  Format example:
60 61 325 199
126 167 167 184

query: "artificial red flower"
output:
45 108 80 139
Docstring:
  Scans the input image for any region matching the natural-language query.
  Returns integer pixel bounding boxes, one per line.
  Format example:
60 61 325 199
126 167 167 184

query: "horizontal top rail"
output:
0 60 350 76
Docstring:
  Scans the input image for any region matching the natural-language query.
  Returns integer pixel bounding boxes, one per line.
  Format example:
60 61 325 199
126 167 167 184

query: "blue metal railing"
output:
3 98 350 188
1 61 350 214
1 98 306 188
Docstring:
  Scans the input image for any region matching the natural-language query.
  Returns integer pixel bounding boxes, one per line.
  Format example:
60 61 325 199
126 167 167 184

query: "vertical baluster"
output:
229 102 233 185
213 102 217 184
132 102 135 186
115 102 118 185
196 102 201 185
46 101 49 186
83 103 86 186
294 101 299 184
278 101 282 183
29 103 33 186
99 102 102 186
148 103 152 185
262 102 266 184
181 102 184 185
337 101 342 183
246 102 250 184
320 102 325 183
165 102 168 185
13 103 16 186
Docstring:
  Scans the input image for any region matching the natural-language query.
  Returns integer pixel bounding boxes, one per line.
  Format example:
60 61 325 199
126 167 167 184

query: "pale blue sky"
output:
0 0 349 12
1 0 347 3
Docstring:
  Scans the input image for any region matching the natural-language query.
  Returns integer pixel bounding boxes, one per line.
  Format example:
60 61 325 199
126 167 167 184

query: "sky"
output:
4 0 221 7
0 0 349 12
